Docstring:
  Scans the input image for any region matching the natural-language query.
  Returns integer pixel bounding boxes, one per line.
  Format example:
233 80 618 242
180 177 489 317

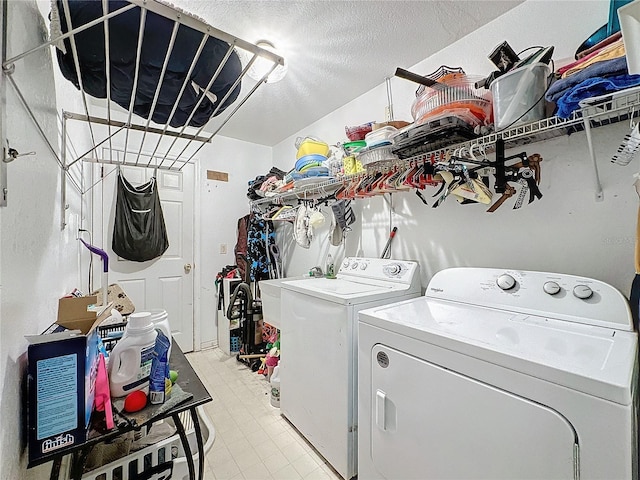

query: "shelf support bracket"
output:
61 113 68 230
1 0 8 207
582 116 604 202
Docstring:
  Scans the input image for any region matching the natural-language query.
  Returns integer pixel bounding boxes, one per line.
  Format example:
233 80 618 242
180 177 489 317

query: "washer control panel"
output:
426 267 632 331
494 274 595 300
339 257 418 284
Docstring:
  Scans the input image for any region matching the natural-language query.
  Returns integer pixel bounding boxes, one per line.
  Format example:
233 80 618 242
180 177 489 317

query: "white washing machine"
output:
358 267 638 480
280 257 421 480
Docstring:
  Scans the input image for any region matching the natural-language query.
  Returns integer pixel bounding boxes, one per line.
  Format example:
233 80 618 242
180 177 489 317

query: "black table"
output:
33 345 211 480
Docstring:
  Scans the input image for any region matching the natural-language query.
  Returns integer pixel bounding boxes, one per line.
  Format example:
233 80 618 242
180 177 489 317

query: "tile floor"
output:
186 348 343 480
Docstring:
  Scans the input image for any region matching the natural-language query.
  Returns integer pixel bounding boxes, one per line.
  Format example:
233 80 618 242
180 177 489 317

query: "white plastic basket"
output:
77 406 215 480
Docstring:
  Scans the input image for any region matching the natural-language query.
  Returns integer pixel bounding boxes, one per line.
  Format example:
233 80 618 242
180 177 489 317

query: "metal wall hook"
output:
3 146 36 163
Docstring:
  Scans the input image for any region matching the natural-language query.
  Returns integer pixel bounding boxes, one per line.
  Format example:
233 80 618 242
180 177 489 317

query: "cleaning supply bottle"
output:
149 330 171 405
149 309 172 360
326 253 336 279
270 365 281 408
119 310 171 358
108 312 157 397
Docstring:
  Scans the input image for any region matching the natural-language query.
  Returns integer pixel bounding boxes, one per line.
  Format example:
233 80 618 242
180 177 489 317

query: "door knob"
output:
184 263 192 273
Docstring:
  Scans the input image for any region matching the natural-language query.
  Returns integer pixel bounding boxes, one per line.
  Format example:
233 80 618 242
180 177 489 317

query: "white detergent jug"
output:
270 365 281 408
149 309 172 359
108 312 157 397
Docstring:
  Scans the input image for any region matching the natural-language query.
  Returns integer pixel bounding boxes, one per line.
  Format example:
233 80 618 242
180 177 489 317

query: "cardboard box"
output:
26 295 108 466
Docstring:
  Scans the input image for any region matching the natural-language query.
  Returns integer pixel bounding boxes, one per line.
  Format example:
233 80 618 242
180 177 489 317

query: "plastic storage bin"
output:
411 73 493 126
296 138 330 159
364 126 398 148
78 405 214 480
356 146 398 166
491 62 550 130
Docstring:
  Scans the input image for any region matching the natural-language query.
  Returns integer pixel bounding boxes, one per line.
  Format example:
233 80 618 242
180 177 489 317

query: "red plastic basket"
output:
345 122 374 141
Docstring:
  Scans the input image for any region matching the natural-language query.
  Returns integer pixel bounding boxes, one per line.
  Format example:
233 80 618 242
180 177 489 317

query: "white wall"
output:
271 0 638 296
1 1 86 479
197 136 272 348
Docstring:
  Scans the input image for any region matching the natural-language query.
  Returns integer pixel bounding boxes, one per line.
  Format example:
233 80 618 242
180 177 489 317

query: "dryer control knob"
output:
360 263 368 270
496 274 516 290
342 259 350 269
384 263 403 277
573 284 593 300
543 281 561 295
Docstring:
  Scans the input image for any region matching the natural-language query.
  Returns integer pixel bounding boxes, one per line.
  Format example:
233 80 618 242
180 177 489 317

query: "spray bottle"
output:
326 253 336 279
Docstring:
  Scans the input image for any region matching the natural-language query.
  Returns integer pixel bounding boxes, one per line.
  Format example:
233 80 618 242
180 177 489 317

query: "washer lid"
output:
359 296 637 405
282 277 410 304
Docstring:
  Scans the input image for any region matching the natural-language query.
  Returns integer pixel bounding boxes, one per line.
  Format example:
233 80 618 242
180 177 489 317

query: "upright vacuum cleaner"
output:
226 282 266 371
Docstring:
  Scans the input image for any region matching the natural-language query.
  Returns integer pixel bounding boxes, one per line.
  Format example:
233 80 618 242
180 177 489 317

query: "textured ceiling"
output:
171 1 523 146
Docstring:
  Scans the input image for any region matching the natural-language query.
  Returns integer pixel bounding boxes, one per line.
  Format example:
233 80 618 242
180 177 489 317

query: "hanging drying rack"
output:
2 0 284 216
251 86 640 209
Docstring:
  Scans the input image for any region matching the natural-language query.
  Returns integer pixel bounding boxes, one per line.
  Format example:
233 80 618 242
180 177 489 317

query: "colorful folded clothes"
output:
558 39 625 78
555 74 640 118
546 56 628 103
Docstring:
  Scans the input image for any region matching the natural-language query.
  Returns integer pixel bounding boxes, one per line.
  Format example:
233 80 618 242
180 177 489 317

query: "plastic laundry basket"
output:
74 406 215 480
230 336 241 353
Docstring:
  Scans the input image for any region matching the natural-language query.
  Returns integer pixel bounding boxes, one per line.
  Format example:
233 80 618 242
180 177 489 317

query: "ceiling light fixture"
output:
247 40 288 84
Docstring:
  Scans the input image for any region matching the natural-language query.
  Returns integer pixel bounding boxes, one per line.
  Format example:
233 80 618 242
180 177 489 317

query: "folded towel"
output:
546 57 628 103
558 39 625 78
555 74 640 118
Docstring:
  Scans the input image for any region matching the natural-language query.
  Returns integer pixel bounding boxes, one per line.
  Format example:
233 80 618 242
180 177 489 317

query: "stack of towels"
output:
546 37 640 118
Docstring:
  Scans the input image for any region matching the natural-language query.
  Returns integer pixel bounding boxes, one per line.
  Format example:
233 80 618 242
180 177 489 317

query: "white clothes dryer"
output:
358 267 638 480
280 257 421 480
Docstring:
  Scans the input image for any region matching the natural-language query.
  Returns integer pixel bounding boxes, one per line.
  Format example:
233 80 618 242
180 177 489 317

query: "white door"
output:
98 163 195 352
369 344 578 479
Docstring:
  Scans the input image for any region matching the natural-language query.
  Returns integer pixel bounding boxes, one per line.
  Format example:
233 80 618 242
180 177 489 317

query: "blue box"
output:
26 295 106 467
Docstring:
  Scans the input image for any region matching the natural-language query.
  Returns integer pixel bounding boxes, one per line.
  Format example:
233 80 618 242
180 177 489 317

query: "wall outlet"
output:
219 243 227 254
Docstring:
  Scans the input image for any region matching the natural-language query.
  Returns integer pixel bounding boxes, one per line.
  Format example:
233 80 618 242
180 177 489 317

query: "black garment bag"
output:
112 171 169 262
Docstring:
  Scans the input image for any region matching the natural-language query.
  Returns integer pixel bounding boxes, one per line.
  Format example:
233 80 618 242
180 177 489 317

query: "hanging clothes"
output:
234 215 250 281
247 214 276 282
112 171 169 262
234 213 275 282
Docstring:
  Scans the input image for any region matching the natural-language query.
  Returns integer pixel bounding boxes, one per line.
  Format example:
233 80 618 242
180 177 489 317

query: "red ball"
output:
123 390 147 413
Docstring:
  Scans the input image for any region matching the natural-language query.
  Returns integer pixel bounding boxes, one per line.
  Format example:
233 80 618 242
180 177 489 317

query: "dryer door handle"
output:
376 389 387 431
